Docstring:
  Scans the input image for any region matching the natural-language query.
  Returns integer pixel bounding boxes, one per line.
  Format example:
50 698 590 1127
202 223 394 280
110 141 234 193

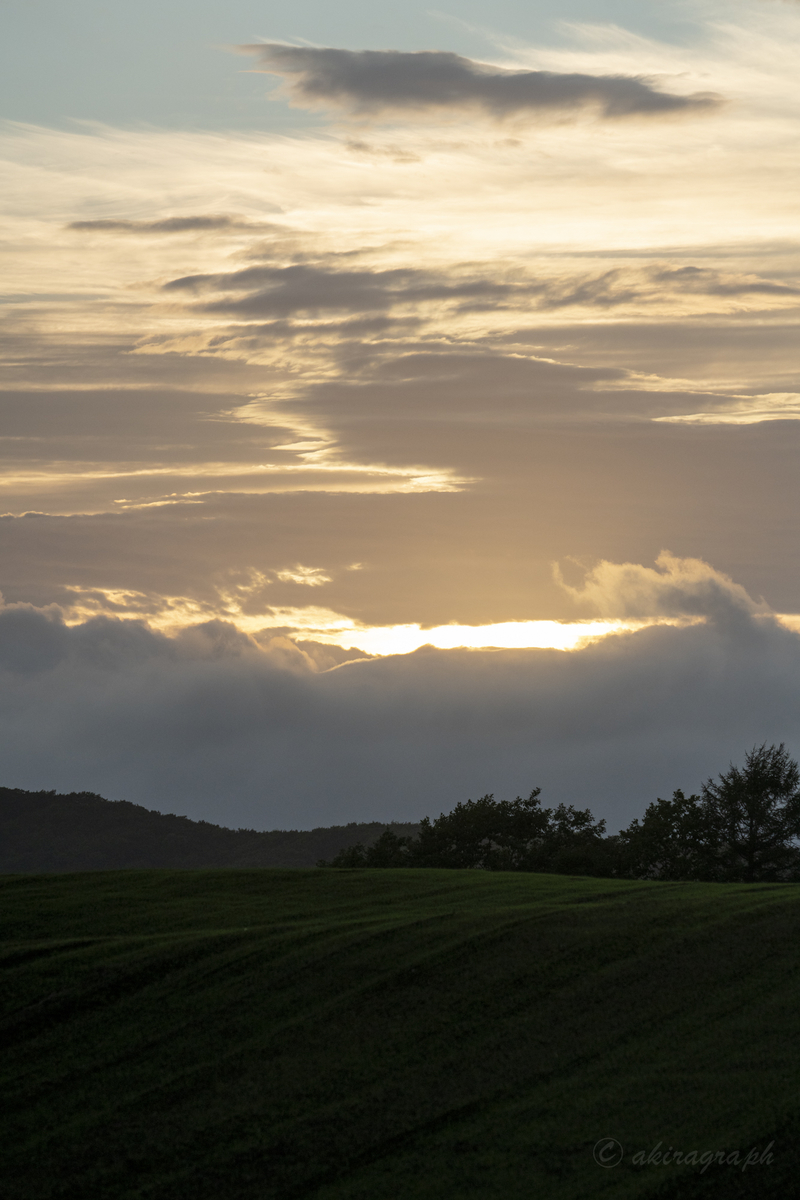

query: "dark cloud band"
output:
162 259 795 320
242 45 721 120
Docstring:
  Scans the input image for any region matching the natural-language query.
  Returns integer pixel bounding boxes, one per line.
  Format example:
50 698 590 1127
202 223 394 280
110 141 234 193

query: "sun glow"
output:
58 586 697 655
294 613 800 657
303 618 685 655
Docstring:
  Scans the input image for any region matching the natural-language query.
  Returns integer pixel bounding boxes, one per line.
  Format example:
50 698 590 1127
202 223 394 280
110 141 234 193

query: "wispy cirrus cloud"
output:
274 564 332 586
656 392 800 425
240 45 722 121
67 215 280 235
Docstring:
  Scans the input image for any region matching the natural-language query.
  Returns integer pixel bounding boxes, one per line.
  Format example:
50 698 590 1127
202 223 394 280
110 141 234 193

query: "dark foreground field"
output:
2 870 798 1199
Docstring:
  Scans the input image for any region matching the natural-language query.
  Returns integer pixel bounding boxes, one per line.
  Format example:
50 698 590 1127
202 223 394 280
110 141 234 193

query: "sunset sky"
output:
2 0 800 829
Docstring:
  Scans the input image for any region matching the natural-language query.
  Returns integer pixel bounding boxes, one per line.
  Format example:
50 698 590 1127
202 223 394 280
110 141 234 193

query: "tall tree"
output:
617 744 800 882
701 743 800 882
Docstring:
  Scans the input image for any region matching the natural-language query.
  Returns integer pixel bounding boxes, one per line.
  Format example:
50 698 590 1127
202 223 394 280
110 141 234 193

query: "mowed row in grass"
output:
1 868 799 1200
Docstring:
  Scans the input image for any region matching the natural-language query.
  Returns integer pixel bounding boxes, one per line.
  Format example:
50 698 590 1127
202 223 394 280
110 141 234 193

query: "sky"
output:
2 0 800 830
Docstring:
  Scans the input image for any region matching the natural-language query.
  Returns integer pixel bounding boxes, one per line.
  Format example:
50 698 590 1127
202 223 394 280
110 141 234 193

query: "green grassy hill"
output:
2 868 798 1199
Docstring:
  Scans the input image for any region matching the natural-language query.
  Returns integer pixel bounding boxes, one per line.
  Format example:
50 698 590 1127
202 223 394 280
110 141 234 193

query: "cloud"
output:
162 260 799 330
163 261 516 317
555 551 769 627
649 266 800 299
656 393 800 425
0 602 70 673
67 215 278 234
241 46 722 121
0 572 797 831
274 565 332 587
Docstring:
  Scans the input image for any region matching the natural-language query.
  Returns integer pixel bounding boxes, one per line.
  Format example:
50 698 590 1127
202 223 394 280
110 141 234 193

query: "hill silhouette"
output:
0 786 419 872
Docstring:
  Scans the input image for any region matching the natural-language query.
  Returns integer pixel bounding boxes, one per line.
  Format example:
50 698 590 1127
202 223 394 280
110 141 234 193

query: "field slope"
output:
1 869 798 1199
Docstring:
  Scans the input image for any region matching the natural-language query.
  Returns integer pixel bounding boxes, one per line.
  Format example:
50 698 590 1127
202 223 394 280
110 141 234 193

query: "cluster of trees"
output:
322 743 800 883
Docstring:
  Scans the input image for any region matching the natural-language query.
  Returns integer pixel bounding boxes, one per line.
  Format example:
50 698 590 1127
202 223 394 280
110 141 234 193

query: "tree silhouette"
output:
617 744 800 882
323 745 800 881
615 789 712 880
322 829 416 868
324 790 611 874
701 743 800 881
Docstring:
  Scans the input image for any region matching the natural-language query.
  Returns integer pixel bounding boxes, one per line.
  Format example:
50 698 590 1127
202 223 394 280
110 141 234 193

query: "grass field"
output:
2 868 799 1199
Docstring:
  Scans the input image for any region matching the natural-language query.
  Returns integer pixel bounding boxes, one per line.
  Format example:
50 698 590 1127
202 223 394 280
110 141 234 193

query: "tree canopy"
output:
322 744 800 882
323 788 610 874
616 743 800 882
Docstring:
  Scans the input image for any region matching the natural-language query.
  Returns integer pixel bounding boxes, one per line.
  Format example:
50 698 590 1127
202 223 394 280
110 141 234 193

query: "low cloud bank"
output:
243 46 720 121
0 558 797 832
